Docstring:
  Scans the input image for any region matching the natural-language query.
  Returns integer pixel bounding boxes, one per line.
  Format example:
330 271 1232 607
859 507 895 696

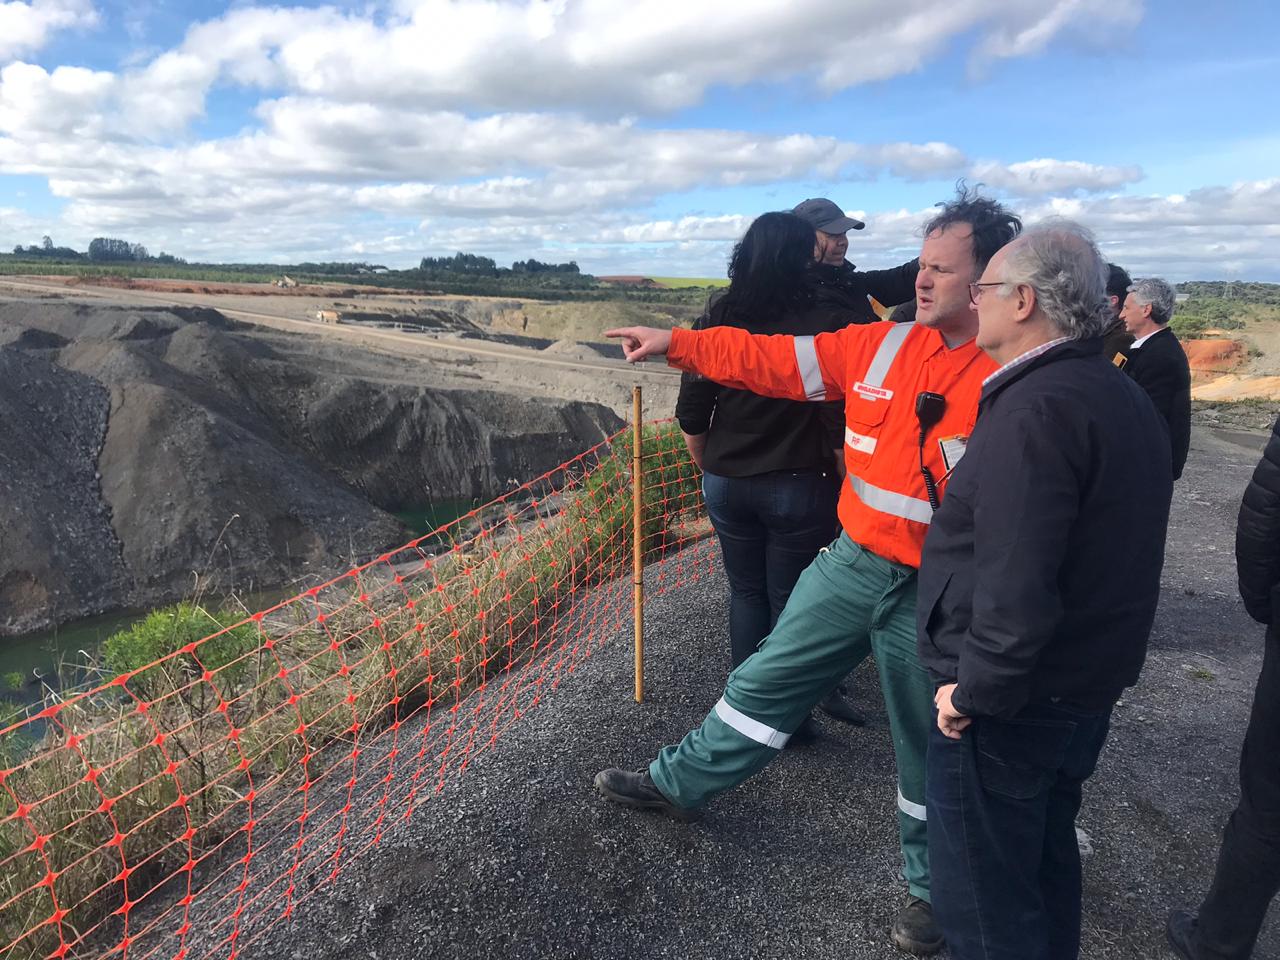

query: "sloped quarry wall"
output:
0 303 621 635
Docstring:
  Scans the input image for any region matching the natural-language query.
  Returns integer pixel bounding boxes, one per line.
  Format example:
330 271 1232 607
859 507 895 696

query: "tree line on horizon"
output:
5 239 1278 306
11 235 183 264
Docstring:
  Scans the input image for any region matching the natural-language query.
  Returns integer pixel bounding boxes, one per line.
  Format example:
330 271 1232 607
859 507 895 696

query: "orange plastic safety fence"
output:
0 422 707 960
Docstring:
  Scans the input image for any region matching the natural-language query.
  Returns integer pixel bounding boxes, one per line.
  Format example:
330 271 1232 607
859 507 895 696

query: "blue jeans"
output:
926 700 1114 960
701 469 840 668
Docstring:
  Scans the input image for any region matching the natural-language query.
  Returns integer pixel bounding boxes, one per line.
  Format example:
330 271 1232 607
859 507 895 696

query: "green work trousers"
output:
650 532 934 901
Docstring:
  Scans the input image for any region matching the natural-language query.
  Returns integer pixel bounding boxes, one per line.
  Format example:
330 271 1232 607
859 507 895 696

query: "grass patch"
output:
649 276 730 289
0 261 283 284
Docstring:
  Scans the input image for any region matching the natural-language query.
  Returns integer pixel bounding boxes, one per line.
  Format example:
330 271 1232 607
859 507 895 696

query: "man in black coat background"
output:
1101 262 1134 363
792 197 919 324
1168 418 1280 958
917 222 1173 959
1120 276 1193 479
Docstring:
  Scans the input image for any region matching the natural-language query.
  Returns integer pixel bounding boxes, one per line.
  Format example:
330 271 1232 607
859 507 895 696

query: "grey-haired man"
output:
1120 277 1192 479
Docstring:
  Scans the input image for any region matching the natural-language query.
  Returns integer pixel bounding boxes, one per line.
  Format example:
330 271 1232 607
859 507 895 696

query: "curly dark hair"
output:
922 182 1022 273
721 212 816 321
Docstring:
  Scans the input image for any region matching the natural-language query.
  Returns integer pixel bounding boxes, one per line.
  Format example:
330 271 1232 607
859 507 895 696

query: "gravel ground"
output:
144 422 1276 960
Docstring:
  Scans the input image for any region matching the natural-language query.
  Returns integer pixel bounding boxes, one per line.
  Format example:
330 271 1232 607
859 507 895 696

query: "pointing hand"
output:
604 326 673 363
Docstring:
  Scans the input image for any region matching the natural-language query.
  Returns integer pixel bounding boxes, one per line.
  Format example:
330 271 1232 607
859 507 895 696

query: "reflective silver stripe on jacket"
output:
848 474 934 524
897 787 927 822
792 336 826 401
714 697 790 749
862 321 915 388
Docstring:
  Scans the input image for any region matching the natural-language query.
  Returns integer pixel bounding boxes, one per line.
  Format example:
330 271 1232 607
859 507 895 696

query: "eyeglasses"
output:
969 281 1005 304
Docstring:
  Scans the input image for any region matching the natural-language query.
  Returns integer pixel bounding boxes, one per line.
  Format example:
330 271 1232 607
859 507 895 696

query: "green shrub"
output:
103 602 260 695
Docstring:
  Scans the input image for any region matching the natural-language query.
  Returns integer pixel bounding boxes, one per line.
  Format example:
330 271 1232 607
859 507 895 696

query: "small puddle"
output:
394 497 483 541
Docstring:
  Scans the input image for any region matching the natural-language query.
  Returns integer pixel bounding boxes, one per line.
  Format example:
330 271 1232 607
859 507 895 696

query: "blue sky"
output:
1 0 1278 279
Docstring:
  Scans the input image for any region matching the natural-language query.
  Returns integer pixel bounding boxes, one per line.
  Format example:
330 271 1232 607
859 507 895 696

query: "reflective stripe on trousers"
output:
714 697 790 749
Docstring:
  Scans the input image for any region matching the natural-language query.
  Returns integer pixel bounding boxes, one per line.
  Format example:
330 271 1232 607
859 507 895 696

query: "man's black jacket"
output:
1124 326 1192 480
803 258 919 325
916 338 1173 717
1236 416 1280 634
1100 318 1133 366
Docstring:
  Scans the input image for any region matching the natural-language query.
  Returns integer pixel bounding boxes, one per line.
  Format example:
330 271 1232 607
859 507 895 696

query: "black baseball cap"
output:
792 197 865 233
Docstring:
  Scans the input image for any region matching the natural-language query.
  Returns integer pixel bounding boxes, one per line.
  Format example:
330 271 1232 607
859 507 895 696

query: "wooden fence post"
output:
632 385 644 703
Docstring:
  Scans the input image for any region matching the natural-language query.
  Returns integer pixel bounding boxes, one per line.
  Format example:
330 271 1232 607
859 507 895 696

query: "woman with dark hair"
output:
676 211 868 735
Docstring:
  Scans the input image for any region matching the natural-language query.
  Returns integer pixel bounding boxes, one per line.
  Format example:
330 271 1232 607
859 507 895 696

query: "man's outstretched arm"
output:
605 324 862 404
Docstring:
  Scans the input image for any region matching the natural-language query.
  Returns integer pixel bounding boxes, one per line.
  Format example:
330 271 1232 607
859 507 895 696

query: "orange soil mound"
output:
1183 338 1245 377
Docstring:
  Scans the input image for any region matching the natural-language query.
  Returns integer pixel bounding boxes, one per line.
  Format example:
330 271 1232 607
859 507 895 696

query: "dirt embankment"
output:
60 276 394 298
0 302 622 636
1185 338 1246 377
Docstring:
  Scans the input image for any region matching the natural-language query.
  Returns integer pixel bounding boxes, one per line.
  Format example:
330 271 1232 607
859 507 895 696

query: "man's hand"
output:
604 326 673 363
935 683 971 740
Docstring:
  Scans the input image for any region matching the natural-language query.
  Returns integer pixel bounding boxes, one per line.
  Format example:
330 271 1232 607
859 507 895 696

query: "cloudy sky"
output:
1 0 1277 279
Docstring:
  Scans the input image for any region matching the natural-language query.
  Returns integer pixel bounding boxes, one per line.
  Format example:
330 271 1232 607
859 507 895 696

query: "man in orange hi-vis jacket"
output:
595 189 1022 957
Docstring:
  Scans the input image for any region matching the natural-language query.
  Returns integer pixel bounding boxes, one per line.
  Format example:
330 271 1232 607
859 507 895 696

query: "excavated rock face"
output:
0 303 621 636
0 348 128 633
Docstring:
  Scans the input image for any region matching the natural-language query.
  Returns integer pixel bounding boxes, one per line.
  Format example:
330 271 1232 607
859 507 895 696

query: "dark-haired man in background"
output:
1101 262 1134 363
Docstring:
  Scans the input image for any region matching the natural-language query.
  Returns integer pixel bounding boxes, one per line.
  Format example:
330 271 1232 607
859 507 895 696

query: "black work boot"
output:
1166 909 1199 959
819 687 867 726
891 896 945 955
594 768 702 822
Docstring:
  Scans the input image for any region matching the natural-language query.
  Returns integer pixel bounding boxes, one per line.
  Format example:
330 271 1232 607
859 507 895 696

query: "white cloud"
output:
0 0 96 60
0 62 115 139
1022 181 1280 277
4 0 1273 280
71 0 1145 122
973 0 1142 62
596 216 756 244
970 159 1145 196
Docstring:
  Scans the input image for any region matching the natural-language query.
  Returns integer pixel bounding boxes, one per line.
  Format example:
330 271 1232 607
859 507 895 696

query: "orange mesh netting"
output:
0 421 714 960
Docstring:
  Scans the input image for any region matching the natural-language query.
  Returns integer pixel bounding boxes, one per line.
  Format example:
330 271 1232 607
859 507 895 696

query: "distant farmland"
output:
649 276 729 288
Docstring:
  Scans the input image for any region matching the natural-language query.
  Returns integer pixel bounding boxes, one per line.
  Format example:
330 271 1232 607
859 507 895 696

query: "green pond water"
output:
0 499 480 706
393 497 482 541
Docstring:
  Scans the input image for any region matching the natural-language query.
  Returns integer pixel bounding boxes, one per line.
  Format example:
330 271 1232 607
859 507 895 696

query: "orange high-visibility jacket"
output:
668 321 997 569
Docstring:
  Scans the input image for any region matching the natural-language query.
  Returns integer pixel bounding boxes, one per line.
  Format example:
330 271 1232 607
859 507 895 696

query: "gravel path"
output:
163 422 1276 960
